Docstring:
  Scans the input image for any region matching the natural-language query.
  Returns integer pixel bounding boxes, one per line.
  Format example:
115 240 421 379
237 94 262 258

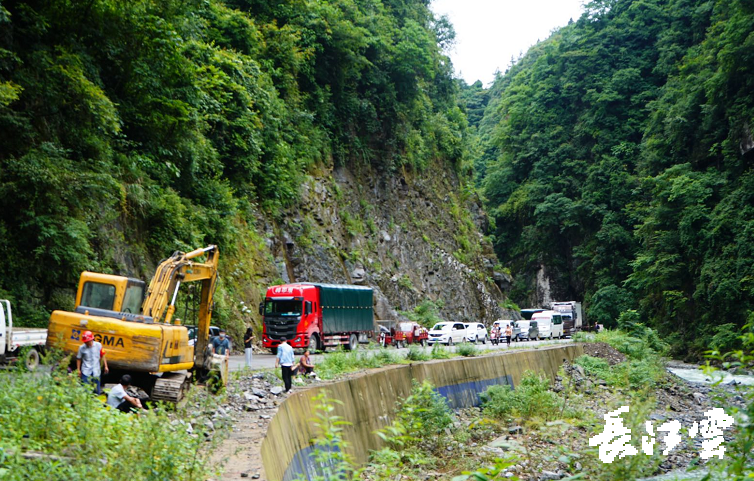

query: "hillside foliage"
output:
475 0 754 356
0 0 466 329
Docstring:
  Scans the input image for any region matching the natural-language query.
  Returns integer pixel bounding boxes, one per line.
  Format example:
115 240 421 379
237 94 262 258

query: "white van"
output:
531 310 564 339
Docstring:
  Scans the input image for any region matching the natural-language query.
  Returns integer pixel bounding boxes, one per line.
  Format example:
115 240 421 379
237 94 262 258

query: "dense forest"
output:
0 0 473 330
2 0 753 357
473 0 754 357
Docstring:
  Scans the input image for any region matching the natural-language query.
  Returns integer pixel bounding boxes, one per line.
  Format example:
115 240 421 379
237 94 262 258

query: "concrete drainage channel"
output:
260 344 585 481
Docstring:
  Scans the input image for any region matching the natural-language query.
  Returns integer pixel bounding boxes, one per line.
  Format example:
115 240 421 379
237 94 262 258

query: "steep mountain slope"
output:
477 0 754 355
0 0 507 335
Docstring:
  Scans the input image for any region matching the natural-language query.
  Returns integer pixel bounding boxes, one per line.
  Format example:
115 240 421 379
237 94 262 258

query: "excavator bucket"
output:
206 354 229 394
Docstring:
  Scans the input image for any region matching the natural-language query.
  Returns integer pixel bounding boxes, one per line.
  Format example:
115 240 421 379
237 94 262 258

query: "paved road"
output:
229 337 574 372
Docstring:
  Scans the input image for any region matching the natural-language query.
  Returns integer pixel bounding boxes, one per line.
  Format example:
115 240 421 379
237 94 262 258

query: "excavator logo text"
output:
70 329 125 348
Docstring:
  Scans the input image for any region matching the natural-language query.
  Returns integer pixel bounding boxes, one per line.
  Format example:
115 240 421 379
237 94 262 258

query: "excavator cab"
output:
74 273 147 319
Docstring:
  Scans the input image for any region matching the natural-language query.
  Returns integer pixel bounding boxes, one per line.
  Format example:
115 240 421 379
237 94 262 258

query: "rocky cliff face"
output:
256 162 508 325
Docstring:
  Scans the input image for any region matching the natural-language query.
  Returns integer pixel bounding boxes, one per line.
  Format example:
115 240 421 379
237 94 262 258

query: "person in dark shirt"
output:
244 327 254 367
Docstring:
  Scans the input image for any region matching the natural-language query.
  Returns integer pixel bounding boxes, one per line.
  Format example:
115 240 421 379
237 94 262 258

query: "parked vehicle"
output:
261 283 373 352
550 301 584 337
528 321 540 341
377 321 428 348
520 308 545 320
513 320 532 341
531 310 564 339
0 300 47 369
464 322 488 344
427 322 467 346
187 325 220 347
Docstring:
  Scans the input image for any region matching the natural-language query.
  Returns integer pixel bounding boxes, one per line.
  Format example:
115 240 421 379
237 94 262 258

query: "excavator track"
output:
151 372 191 403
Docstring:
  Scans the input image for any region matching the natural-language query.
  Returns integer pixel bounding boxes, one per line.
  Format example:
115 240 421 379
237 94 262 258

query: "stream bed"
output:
668 366 754 386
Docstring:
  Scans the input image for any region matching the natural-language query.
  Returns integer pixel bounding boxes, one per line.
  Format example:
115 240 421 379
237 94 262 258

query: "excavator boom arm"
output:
141 245 219 368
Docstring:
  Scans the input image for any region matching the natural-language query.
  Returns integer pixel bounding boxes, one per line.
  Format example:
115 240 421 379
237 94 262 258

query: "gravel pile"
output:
581 342 626 365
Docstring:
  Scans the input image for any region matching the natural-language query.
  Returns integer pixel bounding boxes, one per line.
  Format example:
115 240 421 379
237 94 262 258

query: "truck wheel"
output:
270 347 278 355
347 334 358 351
24 348 40 371
310 334 321 353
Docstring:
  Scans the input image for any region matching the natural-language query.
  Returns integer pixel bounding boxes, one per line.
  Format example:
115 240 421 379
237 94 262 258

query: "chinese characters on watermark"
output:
589 406 735 463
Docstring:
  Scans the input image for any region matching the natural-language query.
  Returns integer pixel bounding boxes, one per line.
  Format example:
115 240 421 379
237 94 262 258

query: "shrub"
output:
456 342 479 357
590 327 668 360
480 371 560 422
406 345 430 361
430 342 452 359
397 380 454 437
574 353 664 390
401 300 444 327
709 323 742 354
317 348 403 379
574 355 611 380
0 368 217 480
370 381 450 478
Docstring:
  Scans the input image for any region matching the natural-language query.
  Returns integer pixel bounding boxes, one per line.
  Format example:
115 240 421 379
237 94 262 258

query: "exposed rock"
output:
270 386 284 396
268 164 508 325
540 471 562 480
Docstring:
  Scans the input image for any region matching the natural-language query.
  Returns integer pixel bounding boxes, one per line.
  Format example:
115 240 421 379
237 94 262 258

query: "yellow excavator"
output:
46 245 227 402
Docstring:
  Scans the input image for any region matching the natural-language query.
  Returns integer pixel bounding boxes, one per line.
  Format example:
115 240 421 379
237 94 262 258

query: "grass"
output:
480 370 561 423
573 327 667 390
406 345 430 361
316 347 402 380
430 342 452 359
0 359 221 480
456 342 480 357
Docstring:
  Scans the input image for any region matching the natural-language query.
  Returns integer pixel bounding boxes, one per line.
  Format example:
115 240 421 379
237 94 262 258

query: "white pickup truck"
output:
0 300 47 369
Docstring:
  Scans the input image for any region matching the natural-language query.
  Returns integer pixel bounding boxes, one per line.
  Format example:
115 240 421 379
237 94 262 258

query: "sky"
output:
431 0 586 85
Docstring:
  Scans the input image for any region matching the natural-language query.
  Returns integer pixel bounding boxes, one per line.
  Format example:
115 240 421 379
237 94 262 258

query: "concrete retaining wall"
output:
261 344 584 481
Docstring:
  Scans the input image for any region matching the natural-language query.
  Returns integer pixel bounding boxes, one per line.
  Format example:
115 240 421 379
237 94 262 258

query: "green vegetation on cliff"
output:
0 0 468 330
476 0 754 356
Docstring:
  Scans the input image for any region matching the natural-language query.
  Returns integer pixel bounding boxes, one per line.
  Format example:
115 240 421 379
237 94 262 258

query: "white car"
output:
464 322 488 344
428 322 467 346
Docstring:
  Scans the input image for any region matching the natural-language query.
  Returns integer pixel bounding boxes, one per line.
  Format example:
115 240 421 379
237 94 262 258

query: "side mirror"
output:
258 303 264 316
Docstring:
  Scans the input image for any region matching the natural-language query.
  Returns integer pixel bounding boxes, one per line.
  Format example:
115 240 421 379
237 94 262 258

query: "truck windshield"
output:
80 282 116 310
265 300 302 316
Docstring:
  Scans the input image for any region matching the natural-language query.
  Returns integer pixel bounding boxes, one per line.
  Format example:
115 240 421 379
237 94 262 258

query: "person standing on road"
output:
275 337 295 392
244 327 254 368
77 330 108 395
211 329 231 359
107 374 143 413
505 324 512 347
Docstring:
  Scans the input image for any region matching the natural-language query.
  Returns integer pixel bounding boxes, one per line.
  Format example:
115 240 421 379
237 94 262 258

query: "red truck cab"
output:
261 284 320 351
261 283 374 353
